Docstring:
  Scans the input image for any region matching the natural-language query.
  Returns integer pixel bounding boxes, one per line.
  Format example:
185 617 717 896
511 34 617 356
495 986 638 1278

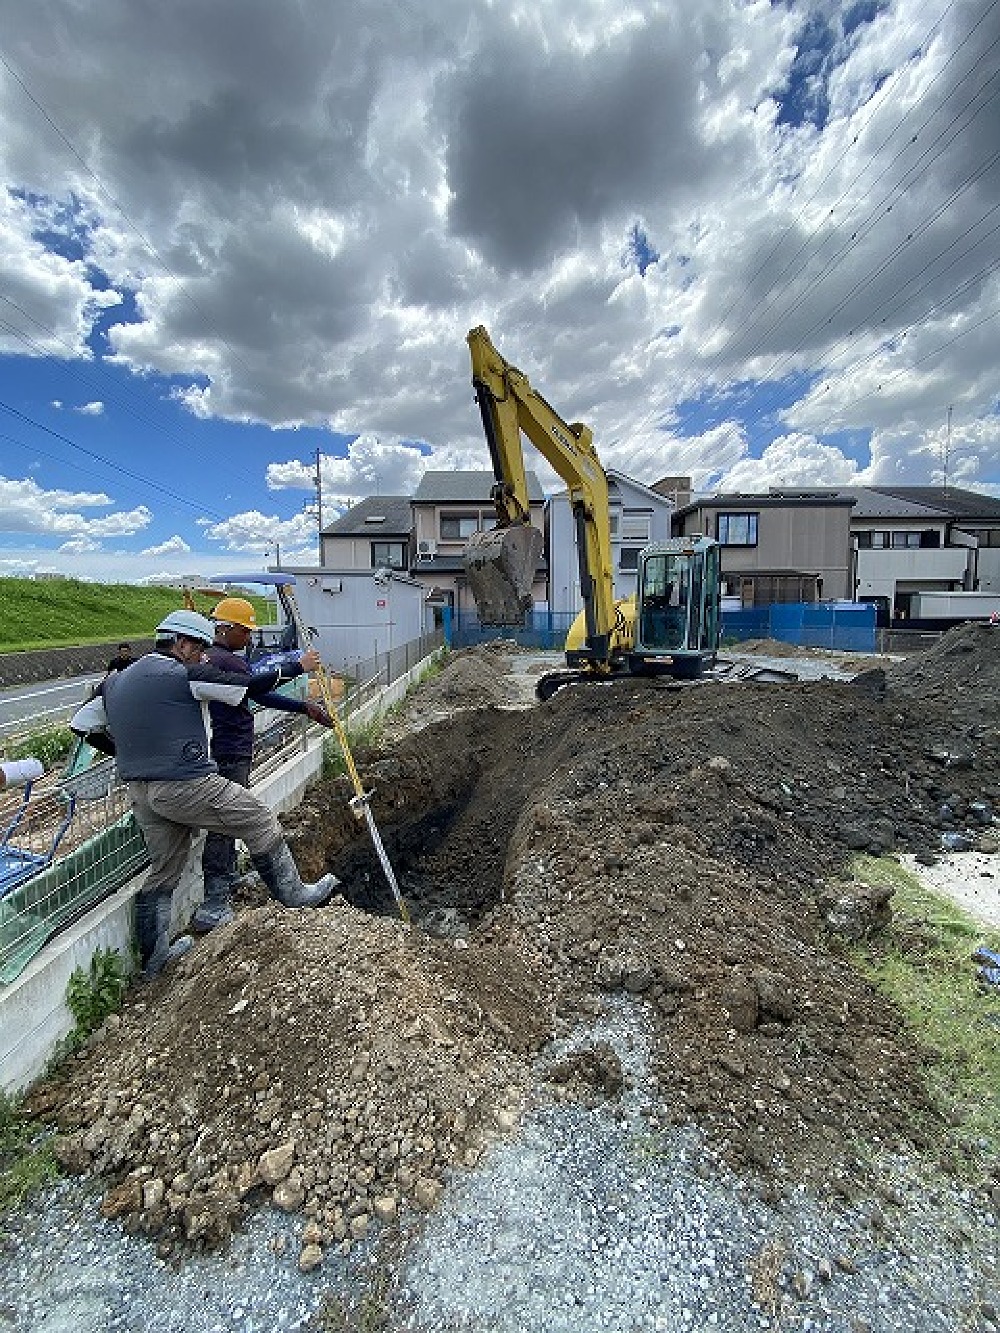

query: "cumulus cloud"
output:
0 475 149 536
75 401 104 415
267 434 431 509
57 535 102 553
202 509 317 556
140 534 191 557
0 0 996 582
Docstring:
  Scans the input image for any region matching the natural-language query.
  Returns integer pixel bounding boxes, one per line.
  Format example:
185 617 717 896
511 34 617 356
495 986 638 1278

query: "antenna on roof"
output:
942 405 954 491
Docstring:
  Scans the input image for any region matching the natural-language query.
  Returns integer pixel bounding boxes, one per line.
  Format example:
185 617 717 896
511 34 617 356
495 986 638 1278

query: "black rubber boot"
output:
251 840 338 908
135 890 193 978
190 875 235 933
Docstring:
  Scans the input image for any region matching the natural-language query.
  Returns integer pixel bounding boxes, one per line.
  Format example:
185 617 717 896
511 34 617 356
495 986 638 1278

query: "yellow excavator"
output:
463 325 721 700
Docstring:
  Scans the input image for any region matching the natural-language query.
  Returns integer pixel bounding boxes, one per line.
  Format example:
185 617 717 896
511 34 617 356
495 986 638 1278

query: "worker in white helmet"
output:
70 609 338 979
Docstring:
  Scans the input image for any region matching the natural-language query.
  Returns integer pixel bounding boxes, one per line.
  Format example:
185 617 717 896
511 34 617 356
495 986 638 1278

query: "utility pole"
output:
942 405 953 491
314 448 324 563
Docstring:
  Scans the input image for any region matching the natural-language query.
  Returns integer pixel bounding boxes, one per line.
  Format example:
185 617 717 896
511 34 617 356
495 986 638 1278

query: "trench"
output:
284 704 572 935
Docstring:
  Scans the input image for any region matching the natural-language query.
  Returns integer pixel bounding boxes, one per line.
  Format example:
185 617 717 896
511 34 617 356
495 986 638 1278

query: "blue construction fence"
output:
449 601 876 654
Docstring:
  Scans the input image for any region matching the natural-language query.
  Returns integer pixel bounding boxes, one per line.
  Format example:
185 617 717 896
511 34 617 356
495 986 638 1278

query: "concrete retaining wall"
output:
0 653 434 1094
0 642 155 689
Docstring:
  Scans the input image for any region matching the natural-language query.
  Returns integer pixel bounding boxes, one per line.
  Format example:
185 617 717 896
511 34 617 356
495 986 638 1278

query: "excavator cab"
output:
464 522 544 626
630 537 721 678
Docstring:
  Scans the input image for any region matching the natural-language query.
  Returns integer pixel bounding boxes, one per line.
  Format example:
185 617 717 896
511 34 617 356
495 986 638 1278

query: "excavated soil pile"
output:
45 903 550 1266
39 630 1000 1263
886 620 1000 714
382 639 524 739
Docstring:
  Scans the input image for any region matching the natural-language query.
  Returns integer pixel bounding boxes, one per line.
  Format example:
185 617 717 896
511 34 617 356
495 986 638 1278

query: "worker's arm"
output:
255 691 336 728
185 660 291 704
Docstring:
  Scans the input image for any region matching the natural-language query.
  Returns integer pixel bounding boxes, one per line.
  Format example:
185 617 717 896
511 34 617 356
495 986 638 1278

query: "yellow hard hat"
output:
212 596 257 630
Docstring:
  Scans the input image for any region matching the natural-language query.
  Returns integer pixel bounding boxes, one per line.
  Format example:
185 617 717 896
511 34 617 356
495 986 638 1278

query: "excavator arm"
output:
465 326 618 670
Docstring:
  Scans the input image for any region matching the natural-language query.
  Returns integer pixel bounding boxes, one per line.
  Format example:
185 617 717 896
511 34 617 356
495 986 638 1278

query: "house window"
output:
440 513 480 540
890 531 921 549
857 530 889 549
371 542 406 570
619 547 641 571
621 511 651 542
717 513 758 546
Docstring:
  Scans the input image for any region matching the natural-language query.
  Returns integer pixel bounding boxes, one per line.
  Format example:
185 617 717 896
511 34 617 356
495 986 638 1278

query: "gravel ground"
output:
397 999 997 1333
3 997 996 1333
902 851 1000 930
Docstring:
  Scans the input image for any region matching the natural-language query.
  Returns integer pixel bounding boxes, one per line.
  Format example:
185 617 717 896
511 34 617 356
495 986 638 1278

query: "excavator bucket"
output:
464 524 543 626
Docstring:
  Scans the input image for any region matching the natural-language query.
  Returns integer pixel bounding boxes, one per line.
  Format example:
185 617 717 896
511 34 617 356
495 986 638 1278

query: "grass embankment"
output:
852 854 1000 1149
0 578 270 652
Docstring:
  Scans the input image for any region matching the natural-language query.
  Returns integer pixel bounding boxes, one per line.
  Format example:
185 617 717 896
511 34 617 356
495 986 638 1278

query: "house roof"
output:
866 485 1000 521
548 468 676 505
321 495 412 537
674 492 855 518
816 485 1000 522
413 470 544 503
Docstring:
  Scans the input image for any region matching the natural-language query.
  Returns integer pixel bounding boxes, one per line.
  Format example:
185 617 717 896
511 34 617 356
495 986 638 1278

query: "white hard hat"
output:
155 609 216 644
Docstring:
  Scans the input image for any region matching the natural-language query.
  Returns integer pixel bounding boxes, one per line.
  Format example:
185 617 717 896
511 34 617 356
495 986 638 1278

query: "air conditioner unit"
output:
417 539 437 556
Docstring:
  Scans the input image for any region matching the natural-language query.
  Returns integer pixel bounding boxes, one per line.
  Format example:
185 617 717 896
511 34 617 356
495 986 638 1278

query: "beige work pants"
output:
129 774 281 895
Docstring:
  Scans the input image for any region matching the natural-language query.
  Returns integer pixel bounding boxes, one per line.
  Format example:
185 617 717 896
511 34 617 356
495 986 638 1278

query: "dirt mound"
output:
46 902 549 1263
887 621 1000 697
383 644 521 738
36 640 1000 1263
731 637 813 657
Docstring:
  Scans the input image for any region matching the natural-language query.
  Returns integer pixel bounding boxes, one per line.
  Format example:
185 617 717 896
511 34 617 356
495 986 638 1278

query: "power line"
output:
701 1 1000 376
757 153 1000 385
0 398 227 520
0 292 266 493
723 67 1000 368
696 0 960 355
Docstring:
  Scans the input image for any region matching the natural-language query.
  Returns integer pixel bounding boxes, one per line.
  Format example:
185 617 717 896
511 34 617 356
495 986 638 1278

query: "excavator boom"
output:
465 326 616 665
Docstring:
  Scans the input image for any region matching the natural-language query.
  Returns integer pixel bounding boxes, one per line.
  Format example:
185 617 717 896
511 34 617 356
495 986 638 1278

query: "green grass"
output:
851 854 1000 1149
0 577 272 651
323 715 386 779
0 1091 58 1220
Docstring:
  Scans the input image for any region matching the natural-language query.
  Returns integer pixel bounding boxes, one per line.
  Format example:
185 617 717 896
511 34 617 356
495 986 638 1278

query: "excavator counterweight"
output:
464 524 543 626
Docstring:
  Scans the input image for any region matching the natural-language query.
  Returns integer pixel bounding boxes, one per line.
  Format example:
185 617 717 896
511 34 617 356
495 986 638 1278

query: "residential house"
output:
547 470 677 616
671 491 856 605
832 484 1000 620
319 495 413 573
410 470 547 621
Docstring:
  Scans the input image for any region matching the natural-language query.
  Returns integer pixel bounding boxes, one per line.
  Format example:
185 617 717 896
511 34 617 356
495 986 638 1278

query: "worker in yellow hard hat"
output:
191 595 337 932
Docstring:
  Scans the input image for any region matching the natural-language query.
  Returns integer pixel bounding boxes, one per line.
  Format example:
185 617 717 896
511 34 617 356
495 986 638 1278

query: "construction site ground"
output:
3 627 1000 1332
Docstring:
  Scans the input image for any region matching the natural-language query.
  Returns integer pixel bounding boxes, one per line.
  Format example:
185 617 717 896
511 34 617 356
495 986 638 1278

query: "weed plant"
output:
0 1092 57 1219
851 854 1000 1149
64 948 128 1047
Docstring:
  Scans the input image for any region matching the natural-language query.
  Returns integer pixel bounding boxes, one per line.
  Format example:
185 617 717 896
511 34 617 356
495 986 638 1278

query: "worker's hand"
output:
299 649 321 673
304 701 336 729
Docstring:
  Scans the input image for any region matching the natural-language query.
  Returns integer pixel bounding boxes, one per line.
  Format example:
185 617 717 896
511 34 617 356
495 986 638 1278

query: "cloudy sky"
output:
1 0 997 582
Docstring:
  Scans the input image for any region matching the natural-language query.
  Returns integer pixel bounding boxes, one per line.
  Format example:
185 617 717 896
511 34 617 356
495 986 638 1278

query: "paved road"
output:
0 673 102 738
